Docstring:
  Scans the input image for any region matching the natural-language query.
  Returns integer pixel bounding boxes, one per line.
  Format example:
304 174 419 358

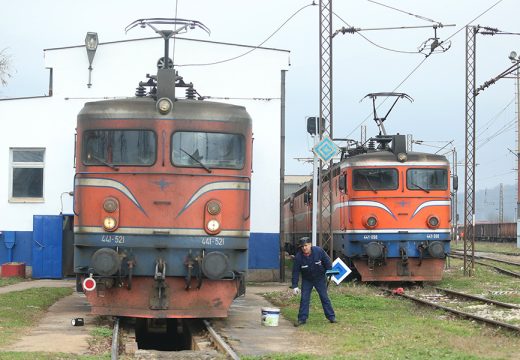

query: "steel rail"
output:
449 253 520 278
203 319 240 360
453 250 520 267
433 287 520 309
111 317 120 360
386 290 520 333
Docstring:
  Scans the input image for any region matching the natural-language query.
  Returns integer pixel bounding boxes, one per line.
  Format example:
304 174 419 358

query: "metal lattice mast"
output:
464 25 478 276
499 183 504 223
319 0 333 256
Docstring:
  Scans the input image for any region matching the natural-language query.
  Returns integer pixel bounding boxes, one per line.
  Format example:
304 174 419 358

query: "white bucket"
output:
261 307 280 326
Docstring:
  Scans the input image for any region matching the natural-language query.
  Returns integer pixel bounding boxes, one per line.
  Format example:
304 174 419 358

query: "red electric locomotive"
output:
73 19 251 318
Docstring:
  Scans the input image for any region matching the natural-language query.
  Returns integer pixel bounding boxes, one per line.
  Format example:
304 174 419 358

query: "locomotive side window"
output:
406 168 448 191
353 168 398 191
172 132 245 170
83 130 156 166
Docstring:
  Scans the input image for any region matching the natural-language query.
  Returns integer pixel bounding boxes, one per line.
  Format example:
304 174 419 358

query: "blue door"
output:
32 215 63 279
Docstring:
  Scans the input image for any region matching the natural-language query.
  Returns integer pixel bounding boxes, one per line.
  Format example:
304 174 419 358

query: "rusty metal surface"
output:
354 258 445 281
84 277 238 318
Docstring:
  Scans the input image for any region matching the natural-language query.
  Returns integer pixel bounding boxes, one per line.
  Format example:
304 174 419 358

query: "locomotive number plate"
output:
426 234 440 239
363 234 378 240
100 235 126 244
201 237 225 246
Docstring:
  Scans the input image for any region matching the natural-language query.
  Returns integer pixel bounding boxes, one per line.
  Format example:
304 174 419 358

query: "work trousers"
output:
297 276 335 322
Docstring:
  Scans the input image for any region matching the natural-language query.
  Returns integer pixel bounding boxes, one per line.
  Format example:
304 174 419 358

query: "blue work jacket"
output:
291 246 332 288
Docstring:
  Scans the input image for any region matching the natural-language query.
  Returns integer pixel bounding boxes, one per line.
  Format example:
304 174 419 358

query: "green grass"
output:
0 278 25 288
451 241 520 255
0 287 73 347
256 245 520 360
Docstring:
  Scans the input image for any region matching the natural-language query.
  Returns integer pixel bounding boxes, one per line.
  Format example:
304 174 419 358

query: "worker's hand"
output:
292 287 301 295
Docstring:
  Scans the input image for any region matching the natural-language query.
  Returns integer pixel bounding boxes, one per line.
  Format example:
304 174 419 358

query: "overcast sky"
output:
1 0 519 192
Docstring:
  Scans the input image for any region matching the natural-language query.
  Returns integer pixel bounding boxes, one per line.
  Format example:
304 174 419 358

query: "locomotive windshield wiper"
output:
181 149 212 173
411 181 430 193
87 153 119 171
361 173 377 193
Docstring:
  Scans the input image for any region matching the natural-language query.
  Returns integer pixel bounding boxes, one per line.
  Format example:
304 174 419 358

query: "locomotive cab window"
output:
407 168 448 191
172 132 245 170
83 130 156 166
353 168 398 191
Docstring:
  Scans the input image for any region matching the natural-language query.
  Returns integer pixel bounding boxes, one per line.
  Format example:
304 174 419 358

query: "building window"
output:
9 148 45 202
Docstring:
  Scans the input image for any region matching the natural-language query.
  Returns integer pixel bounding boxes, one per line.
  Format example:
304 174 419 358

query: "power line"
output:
332 12 421 54
476 97 515 138
344 0 506 138
176 2 317 67
476 117 516 150
366 0 442 25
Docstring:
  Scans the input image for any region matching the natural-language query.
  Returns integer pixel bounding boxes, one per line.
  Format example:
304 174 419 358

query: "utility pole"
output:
464 25 478 276
452 148 458 242
514 52 520 249
464 27 520 267
319 0 334 257
499 183 504 223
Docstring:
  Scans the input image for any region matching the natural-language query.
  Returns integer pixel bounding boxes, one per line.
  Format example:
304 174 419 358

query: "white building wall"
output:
0 37 289 238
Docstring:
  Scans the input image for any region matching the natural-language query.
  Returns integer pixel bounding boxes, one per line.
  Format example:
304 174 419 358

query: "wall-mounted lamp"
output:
85 32 98 88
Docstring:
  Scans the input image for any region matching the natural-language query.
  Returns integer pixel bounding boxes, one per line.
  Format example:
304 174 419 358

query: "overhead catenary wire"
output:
476 97 516 138
366 0 442 25
344 0 506 138
176 2 317 67
449 97 516 151
477 117 517 150
332 12 421 54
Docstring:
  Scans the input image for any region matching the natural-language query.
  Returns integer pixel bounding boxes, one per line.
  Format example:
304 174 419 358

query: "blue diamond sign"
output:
330 257 351 285
313 135 340 162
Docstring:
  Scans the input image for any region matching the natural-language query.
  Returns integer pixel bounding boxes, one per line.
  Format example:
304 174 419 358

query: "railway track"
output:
110 317 239 359
452 250 520 267
449 253 520 278
385 287 520 334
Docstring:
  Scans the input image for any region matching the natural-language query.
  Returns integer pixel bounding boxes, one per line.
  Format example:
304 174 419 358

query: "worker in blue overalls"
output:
290 237 336 327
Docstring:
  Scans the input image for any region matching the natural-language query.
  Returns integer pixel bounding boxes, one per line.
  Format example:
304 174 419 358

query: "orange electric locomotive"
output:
73 19 251 318
284 96 455 282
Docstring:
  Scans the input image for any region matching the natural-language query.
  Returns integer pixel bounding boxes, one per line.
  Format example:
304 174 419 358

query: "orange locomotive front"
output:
73 98 252 318
284 135 453 282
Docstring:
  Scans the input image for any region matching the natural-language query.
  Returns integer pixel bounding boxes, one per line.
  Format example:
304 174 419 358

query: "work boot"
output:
294 320 306 327
329 317 337 323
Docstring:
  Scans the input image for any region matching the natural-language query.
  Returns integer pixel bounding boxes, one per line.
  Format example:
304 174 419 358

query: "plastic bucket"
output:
261 307 280 326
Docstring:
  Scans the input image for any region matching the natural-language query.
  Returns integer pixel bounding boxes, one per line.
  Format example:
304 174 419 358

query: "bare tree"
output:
0 48 12 86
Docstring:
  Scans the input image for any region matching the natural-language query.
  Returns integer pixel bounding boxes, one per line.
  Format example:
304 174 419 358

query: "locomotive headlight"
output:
207 200 221 215
103 198 118 213
397 152 408 162
103 216 117 231
363 215 378 229
427 215 440 229
207 219 220 232
157 97 173 115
